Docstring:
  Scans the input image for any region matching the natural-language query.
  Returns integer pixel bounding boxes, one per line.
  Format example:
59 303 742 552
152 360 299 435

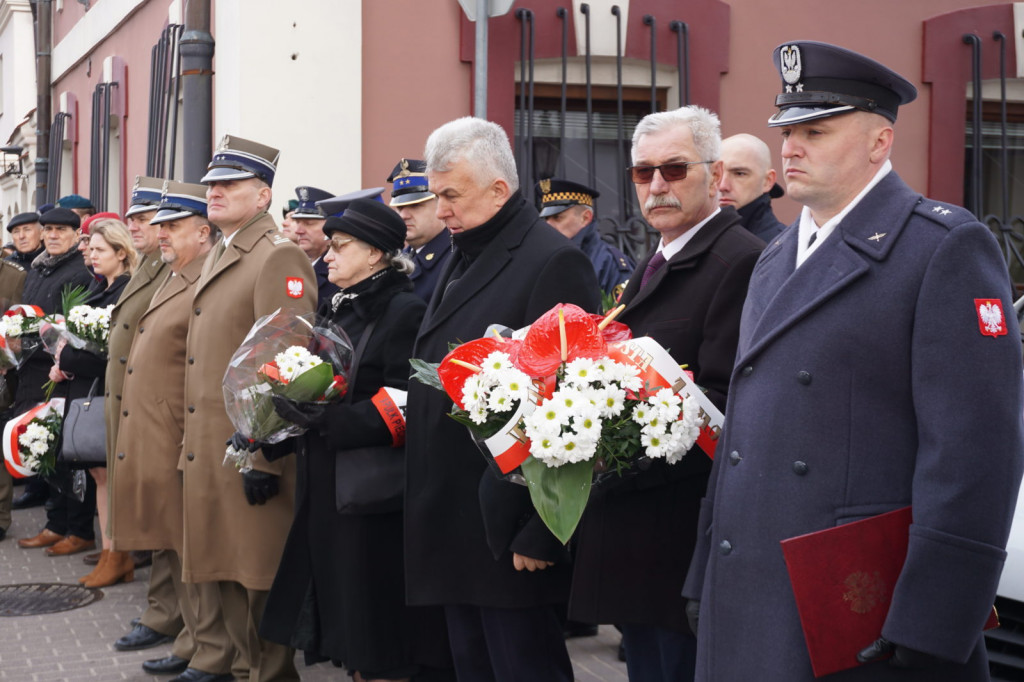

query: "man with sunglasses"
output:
568 105 764 682
683 42 1023 682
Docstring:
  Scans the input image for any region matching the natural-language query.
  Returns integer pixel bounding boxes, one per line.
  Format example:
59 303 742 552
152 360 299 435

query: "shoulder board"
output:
270 235 293 246
3 260 24 272
913 199 975 228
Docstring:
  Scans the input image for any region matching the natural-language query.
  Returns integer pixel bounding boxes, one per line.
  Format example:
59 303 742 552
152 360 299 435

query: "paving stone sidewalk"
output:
0 501 627 681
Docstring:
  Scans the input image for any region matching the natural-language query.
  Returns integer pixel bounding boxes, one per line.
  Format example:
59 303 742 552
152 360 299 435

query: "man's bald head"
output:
718 133 777 210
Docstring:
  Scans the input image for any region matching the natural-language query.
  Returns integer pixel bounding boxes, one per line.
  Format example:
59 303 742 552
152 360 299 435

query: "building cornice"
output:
51 0 146 82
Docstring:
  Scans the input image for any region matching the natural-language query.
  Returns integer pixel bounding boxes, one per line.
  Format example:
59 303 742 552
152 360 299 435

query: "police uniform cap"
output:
316 187 386 218
40 207 81 230
323 198 406 253
536 178 599 218
387 159 435 207
150 180 209 225
768 41 917 127
57 194 95 210
291 186 335 220
125 176 165 218
7 212 39 231
201 134 280 186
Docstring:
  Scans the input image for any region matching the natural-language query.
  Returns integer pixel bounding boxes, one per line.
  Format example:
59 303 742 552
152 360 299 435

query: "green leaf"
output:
520 455 594 545
60 284 90 317
409 357 444 392
276 362 335 401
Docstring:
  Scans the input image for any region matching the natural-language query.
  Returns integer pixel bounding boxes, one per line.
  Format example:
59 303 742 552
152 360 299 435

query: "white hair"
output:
424 117 520 193
631 105 722 164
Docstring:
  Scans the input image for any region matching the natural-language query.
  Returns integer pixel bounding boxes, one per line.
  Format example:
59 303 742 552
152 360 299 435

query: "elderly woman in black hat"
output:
258 199 450 681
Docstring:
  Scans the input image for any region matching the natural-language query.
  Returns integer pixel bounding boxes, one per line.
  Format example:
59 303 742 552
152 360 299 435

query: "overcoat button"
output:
138 326 144 333
127 368 133 375
719 540 733 555
122 322 129 329
741 365 753 377
104 390 109 398
187 453 195 461
122 410 128 417
188 357 195 365
119 356 127 364
117 453 125 460
729 450 742 466
194 307 201 315
797 371 812 385
188 405 195 413
793 461 809 476
115 394 121 400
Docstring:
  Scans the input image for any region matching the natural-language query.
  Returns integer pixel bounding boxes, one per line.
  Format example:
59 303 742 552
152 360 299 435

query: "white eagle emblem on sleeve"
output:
975 299 1008 337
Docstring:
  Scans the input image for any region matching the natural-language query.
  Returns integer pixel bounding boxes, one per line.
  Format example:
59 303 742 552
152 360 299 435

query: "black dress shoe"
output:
131 550 153 568
0 528 6 541
143 655 190 675
169 668 233 682
114 623 173 651
130 616 140 627
563 621 599 638
12 490 46 509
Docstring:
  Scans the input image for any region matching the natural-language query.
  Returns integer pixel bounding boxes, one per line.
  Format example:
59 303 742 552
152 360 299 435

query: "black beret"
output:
39 207 81 230
7 212 39 231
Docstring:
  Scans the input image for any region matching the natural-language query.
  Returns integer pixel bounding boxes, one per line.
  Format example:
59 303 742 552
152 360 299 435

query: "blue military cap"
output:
315 187 386 218
57 194 95 210
125 176 165 218
150 180 208 225
535 178 599 218
387 159 434 207
37 202 54 214
291 186 335 220
201 134 280 186
768 41 917 127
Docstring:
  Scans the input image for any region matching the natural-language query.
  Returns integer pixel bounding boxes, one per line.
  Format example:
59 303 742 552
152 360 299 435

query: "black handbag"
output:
334 317 405 515
60 377 107 465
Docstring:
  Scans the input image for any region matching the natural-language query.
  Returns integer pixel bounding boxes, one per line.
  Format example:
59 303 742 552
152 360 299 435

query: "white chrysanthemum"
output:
496 368 530 394
548 387 585 412
563 357 600 386
486 385 515 413
570 411 602 445
641 426 674 459
632 403 655 425
6 313 24 336
530 433 565 466
592 386 626 418
523 400 563 439
650 388 683 419
481 351 515 374
461 375 487 413
556 433 597 464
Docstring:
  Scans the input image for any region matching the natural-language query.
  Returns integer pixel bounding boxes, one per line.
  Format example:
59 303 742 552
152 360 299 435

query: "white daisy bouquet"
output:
0 304 47 370
223 309 352 470
2 399 65 478
412 303 723 544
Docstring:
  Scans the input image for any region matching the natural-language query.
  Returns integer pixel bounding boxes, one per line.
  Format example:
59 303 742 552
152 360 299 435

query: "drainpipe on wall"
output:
33 0 52 206
179 0 213 183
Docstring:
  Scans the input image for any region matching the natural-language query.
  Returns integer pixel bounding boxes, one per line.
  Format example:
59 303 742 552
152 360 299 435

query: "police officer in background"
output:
683 41 1024 682
290 185 338 308
536 178 634 299
717 133 787 242
387 158 451 303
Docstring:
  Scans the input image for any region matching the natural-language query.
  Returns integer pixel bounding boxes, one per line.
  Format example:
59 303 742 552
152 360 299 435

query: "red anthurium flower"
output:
514 304 607 377
438 337 508 408
589 315 632 344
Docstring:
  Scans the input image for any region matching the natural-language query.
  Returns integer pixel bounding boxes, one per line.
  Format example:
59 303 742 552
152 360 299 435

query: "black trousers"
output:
444 603 573 682
43 466 96 539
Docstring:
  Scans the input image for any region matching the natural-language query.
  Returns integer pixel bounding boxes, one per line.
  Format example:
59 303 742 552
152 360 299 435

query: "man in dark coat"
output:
718 133 787 242
568 106 763 682
683 41 1024 682
388 158 452 303
404 116 600 681
536 178 634 299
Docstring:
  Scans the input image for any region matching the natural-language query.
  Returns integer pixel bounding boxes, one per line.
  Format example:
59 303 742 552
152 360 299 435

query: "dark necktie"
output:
639 251 667 289
807 231 818 248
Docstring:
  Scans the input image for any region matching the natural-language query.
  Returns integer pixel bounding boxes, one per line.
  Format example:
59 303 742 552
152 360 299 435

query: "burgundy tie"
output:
639 251 667 289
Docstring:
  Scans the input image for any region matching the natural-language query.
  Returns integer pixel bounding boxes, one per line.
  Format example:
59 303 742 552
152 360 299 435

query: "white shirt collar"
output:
658 207 721 261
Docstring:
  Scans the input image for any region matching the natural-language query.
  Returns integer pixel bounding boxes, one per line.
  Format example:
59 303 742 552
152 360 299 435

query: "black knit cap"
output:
323 198 406 253
39 207 81 230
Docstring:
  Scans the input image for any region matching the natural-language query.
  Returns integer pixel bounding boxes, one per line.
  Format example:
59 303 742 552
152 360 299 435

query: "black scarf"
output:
31 247 82 277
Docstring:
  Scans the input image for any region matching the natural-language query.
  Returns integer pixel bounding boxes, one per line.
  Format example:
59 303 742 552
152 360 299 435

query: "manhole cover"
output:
0 583 103 616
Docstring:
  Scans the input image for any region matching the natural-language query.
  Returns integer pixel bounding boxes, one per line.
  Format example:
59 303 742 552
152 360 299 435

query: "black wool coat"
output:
404 192 600 608
568 207 764 632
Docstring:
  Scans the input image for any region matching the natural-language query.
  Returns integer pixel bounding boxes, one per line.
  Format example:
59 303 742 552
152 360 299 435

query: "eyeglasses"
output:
329 237 355 251
627 161 712 184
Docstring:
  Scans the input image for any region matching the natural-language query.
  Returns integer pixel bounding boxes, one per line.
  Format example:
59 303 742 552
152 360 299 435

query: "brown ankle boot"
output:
83 550 134 588
78 549 109 584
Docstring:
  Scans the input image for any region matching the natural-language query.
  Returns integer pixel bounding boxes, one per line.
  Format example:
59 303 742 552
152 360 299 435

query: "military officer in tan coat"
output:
0 226 27 543
113 182 220 679
181 136 315 682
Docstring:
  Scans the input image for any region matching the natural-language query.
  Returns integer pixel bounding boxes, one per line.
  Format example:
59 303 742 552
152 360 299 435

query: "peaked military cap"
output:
125 176 165 218
40 207 81 230
316 187 386 218
201 134 280 186
291 186 335 220
536 178 599 218
283 199 299 219
768 41 917 127
387 159 434 207
7 212 39 231
150 180 209 225
323 198 406 253
57 194 95 210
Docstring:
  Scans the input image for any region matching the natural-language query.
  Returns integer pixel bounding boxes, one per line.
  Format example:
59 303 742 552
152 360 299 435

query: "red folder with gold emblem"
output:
780 506 998 678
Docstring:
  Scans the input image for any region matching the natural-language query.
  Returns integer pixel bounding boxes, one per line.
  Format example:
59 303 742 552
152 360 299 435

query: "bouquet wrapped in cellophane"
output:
411 303 724 544
2 398 65 478
0 304 48 371
40 285 114 357
223 308 352 472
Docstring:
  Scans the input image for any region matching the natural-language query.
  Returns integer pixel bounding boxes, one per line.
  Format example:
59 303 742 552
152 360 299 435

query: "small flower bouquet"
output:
2 399 65 478
0 304 47 370
412 303 724 544
223 308 352 471
40 285 114 357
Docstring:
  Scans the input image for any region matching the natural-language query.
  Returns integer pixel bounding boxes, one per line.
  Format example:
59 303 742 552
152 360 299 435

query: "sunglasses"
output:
627 161 712 184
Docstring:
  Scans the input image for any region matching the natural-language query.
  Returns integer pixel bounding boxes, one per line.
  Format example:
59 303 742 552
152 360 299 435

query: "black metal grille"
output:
988 596 1024 681
0 583 102 617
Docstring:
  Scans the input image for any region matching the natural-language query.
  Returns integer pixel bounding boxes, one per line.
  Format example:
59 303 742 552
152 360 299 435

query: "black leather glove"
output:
226 431 261 452
856 637 939 668
685 599 700 637
242 470 280 506
270 394 327 429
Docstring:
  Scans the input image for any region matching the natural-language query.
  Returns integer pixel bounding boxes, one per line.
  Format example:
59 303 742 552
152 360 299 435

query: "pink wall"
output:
361 1 471 196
